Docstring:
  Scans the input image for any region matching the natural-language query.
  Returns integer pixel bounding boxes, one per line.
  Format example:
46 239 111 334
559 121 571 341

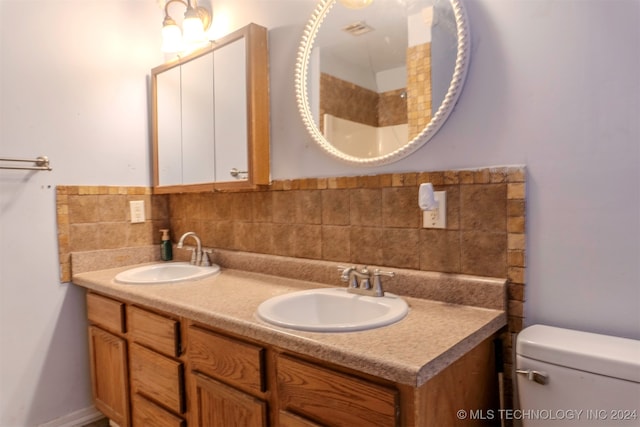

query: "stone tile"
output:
507 199 525 217
272 191 297 224
382 187 419 228
212 193 233 221
460 184 507 232
151 194 170 221
230 192 253 222
507 216 525 233
233 222 256 252
508 250 526 267
322 189 350 226
350 189 382 227
252 191 273 223
322 226 350 262
213 220 234 249
293 224 322 259
128 222 154 247
98 195 127 222
98 222 130 249
68 195 100 223
253 222 275 254
350 226 383 265
271 223 295 256
460 231 507 277
442 185 460 230
295 190 322 225
419 229 461 273
69 223 101 252
382 228 420 269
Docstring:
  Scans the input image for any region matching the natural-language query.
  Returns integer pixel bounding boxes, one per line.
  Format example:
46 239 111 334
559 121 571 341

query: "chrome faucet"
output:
338 266 394 297
176 232 211 266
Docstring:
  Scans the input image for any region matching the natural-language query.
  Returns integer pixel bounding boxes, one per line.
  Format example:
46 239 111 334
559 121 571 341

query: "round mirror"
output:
295 0 470 166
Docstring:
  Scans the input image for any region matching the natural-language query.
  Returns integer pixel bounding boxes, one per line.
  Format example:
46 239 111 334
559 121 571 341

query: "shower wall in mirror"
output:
296 0 469 166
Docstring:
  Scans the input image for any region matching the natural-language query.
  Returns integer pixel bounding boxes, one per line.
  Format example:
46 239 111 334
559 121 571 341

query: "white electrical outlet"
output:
422 191 446 229
130 200 146 223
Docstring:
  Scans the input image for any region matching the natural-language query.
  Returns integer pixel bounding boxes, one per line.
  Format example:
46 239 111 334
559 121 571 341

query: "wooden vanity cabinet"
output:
86 293 130 427
86 292 187 427
86 292 498 427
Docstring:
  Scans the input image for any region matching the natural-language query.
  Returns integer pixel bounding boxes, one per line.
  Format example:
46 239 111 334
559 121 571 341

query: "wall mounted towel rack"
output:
0 156 52 171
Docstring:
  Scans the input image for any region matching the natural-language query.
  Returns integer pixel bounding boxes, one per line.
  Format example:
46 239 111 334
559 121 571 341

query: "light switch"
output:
422 191 446 229
130 200 145 223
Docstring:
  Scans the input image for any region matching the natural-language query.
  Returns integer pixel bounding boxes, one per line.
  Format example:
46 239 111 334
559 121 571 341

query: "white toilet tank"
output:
516 325 640 426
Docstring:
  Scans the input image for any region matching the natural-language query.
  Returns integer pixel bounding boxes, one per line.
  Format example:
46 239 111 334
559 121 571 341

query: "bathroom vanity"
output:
75 254 506 427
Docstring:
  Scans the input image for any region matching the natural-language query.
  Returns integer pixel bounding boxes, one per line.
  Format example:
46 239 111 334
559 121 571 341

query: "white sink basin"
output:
114 262 220 284
256 288 408 332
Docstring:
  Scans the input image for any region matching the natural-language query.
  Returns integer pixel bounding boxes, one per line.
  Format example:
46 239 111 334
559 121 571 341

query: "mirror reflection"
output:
297 0 469 164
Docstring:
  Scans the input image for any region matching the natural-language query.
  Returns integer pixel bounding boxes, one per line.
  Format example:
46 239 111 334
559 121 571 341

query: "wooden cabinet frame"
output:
86 293 498 427
151 23 270 194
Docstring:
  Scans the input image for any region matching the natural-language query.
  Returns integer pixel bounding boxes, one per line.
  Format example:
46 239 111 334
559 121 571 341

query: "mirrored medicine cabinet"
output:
152 23 270 193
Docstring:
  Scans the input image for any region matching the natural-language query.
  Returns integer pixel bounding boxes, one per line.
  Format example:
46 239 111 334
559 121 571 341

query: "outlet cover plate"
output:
422 191 446 229
130 200 145 223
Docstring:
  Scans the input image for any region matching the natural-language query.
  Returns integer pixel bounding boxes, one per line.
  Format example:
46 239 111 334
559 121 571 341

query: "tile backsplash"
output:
56 166 525 377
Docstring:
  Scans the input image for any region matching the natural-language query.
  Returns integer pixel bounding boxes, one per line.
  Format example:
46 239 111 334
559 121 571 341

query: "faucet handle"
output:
373 269 395 278
201 249 213 266
372 269 395 297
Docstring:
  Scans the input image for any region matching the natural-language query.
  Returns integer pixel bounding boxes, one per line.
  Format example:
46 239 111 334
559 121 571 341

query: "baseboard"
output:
38 406 104 427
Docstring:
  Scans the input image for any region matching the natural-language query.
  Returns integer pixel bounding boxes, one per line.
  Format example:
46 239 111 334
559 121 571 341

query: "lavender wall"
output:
1 0 637 425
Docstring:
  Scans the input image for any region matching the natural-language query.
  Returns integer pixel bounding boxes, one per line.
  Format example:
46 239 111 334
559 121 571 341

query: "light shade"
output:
182 7 206 44
162 20 183 53
160 0 212 54
338 0 374 9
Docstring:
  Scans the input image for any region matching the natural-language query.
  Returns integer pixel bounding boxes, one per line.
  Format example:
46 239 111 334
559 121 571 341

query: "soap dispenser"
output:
160 229 173 261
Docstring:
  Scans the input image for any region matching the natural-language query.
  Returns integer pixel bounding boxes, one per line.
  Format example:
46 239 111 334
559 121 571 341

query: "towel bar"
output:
0 156 52 171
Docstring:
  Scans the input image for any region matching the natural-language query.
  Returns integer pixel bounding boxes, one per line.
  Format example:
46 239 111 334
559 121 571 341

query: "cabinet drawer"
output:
128 306 180 357
277 354 399 427
188 325 265 396
130 343 185 414
132 393 185 427
87 293 125 334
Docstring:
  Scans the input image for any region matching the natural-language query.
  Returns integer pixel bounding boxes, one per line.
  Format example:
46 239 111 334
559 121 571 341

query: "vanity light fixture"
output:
161 0 212 53
338 0 374 9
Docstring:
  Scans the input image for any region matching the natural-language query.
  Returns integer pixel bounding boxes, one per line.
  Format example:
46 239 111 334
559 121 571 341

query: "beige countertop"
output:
73 260 506 387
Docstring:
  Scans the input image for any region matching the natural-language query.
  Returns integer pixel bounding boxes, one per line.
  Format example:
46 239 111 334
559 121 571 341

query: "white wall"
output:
0 1 163 425
1 0 638 425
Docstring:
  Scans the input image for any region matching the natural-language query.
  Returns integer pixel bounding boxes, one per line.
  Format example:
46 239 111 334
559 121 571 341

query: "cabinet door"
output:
191 372 267 427
88 326 130 427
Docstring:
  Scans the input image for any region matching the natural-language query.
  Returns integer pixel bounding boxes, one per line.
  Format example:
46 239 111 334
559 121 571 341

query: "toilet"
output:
516 324 640 426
